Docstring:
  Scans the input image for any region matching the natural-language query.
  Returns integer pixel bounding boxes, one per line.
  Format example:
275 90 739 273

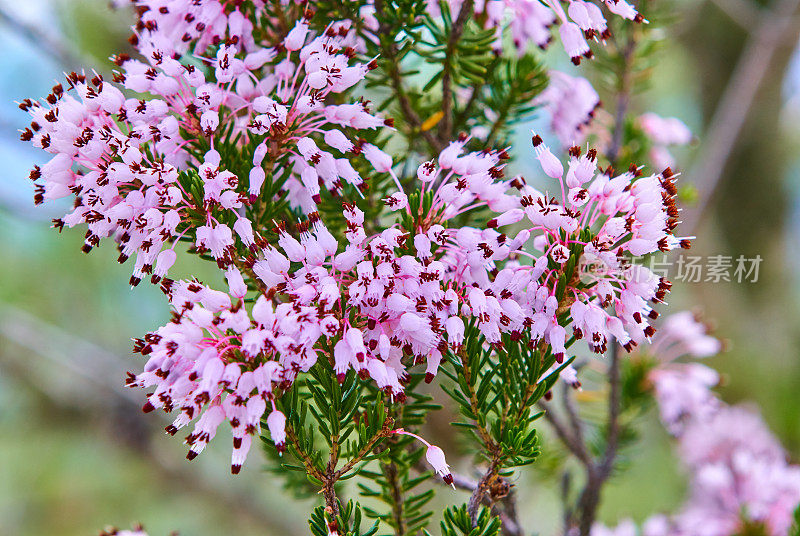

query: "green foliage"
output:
620 356 656 412
588 0 676 168
441 320 573 471
418 4 496 89
433 505 501 536
471 53 549 146
357 374 440 535
262 438 320 500
357 0 549 161
789 504 800 536
364 0 433 83
309 500 380 536
259 357 392 498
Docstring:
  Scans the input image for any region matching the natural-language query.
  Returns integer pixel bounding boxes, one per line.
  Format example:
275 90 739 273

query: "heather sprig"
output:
18 2 785 536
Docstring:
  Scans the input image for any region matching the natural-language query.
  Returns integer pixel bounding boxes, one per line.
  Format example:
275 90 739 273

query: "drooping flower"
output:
392 428 455 487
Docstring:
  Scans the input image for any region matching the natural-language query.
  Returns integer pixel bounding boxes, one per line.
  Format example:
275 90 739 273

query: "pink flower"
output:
425 445 454 488
639 113 693 170
538 71 600 147
267 410 287 454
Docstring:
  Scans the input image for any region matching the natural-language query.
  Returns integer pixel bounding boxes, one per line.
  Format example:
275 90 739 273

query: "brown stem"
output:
419 462 521 536
561 471 574 535
499 487 523 536
562 383 587 459
335 412 394 478
605 36 637 167
373 0 444 154
459 349 498 451
575 466 602 536
322 479 341 518
318 408 394 530
540 346 622 535
438 0 475 143
538 400 592 467
384 460 407 536
600 345 622 477
576 344 621 536
285 423 324 481
467 460 500 526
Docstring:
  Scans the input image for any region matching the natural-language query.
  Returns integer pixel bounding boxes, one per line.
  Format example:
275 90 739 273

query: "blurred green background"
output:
0 1 798 534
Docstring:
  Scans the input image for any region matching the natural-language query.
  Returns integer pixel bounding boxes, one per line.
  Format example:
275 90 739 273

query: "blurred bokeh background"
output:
1 0 799 534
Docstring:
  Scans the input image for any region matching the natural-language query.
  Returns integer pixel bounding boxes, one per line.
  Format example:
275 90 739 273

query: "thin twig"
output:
561 471 573 536
562 384 587 460
538 400 592 467
384 461 407 536
575 344 621 536
499 487 523 536
416 462 521 535
600 345 622 477
467 461 500 526
285 423 324 481
683 0 800 232
373 0 444 154
438 0 475 143
606 35 637 167
334 417 393 478
460 349 499 451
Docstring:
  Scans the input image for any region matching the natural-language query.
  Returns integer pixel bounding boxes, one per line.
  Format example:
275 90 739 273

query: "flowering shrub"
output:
17 1 800 535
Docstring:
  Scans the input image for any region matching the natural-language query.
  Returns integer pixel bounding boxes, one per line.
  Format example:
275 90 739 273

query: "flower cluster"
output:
385 134 689 363
125 0 645 66
661 406 800 536
23 0 690 492
453 0 645 62
123 125 690 472
647 311 723 434
129 1 267 56
594 313 800 536
20 12 388 286
128 203 464 472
